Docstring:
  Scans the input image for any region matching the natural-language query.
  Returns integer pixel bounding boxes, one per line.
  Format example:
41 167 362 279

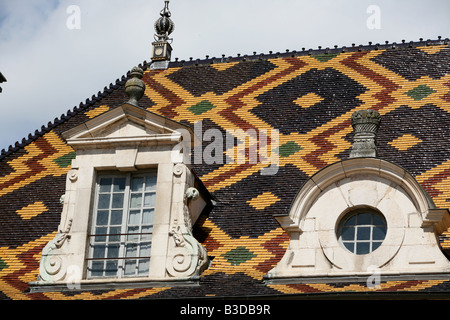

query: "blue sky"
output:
1 0 450 151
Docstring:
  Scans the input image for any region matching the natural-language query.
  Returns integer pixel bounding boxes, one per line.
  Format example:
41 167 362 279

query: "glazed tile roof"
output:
1 38 450 299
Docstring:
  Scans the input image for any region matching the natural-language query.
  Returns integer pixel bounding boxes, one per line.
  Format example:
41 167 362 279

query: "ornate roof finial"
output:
125 67 145 106
154 1 174 42
349 109 381 158
151 1 174 66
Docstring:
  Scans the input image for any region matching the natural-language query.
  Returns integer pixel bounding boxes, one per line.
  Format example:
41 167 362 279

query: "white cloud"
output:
0 0 449 151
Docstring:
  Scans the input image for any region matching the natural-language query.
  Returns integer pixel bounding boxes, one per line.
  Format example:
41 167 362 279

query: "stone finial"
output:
125 67 145 106
349 109 381 158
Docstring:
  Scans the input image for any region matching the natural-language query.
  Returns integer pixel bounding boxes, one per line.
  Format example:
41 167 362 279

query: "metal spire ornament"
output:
151 1 174 65
154 1 174 42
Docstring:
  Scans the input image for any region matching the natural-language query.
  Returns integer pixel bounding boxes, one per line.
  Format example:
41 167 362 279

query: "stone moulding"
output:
166 223 208 278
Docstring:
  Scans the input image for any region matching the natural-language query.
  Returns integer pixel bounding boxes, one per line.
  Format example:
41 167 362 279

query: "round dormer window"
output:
337 209 387 255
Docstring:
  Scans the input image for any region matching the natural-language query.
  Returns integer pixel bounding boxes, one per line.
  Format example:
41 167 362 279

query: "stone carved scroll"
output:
166 223 207 278
166 186 208 278
38 168 78 283
38 219 73 282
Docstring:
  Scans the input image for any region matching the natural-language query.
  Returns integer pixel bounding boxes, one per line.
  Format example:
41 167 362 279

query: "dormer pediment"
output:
62 103 196 149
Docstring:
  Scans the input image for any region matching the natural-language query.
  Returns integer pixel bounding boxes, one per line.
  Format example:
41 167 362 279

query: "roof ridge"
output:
0 61 151 161
1 36 449 161
169 37 450 68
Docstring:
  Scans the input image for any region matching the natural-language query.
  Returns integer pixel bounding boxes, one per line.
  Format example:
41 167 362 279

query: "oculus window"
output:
87 171 157 279
338 210 387 255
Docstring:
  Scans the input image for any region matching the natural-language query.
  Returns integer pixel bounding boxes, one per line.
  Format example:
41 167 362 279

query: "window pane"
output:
112 193 124 208
140 242 152 257
108 227 121 242
357 213 372 225
145 175 157 191
124 260 136 276
142 209 154 225
141 226 153 240
138 259 150 275
105 260 118 277
99 178 112 192
110 210 123 225
93 244 106 259
128 210 140 225
341 227 354 241
107 244 120 258
372 215 385 226
127 226 140 242
344 215 356 227
144 193 156 207
126 243 138 257
91 261 104 277
343 242 354 252
356 227 371 240
96 210 109 226
131 177 144 192
94 227 107 242
356 242 370 254
373 226 386 240
113 177 126 192
372 241 382 251
98 194 110 209
130 193 142 208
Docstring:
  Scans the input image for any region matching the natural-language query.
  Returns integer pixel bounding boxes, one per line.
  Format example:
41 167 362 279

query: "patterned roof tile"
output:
1 39 450 299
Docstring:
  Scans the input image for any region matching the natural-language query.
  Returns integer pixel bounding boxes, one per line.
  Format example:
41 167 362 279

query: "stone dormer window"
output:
31 68 210 292
266 110 450 284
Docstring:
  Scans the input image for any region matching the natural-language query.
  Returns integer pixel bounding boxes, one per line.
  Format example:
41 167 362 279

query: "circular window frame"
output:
336 208 387 255
317 200 405 272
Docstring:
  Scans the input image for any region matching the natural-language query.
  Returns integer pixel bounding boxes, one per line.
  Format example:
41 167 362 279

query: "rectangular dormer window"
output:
87 171 157 279
32 104 210 292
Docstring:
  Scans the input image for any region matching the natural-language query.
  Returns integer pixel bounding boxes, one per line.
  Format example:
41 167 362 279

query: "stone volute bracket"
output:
166 164 208 278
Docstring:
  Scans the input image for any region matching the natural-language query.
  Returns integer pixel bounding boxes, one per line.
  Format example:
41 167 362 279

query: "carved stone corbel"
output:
38 219 73 283
38 168 78 283
166 221 208 278
166 186 208 278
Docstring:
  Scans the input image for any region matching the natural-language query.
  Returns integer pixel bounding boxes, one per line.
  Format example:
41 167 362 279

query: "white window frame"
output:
87 170 157 279
337 209 387 255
